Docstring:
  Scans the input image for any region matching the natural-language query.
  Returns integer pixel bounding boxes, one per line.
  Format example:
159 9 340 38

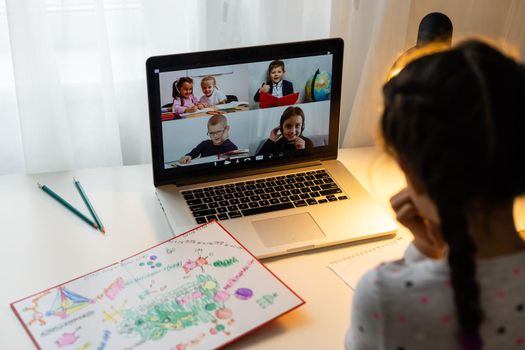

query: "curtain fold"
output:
1 0 524 175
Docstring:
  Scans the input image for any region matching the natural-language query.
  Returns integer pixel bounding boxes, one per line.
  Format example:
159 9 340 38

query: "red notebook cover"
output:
259 92 299 108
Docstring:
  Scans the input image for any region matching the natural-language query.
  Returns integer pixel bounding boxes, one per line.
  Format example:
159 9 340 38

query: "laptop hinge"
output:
174 160 323 187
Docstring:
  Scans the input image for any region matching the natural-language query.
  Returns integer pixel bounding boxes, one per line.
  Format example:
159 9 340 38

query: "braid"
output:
382 40 525 349
433 194 483 349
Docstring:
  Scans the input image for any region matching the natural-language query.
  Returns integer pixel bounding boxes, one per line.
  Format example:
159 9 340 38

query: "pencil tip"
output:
37 182 42 188
101 228 106 234
73 177 77 182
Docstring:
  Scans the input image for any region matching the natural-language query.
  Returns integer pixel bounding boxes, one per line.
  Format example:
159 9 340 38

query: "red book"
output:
259 92 299 108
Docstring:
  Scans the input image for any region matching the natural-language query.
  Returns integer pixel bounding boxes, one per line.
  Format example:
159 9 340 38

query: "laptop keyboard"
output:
181 169 348 224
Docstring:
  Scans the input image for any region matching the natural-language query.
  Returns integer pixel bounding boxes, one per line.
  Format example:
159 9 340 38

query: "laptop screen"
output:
147 38 343 186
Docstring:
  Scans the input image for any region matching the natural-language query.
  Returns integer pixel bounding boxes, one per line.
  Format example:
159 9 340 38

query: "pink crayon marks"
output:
55 326 81 347
183 256 210 273
104 277 125 300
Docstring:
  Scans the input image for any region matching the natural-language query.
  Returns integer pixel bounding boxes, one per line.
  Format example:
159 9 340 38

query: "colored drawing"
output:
117 274 229 341
208 319 233 336
104 277 125 300
11 222 305 350
173 332 206 350
139 255 162 269
235 288 253 300
215 307 232 320
183 256 209 274
256 293 278 309
213 291 230 302
23 290 51 326
212 257 238 267
46 286 95 319
76 342 90 350
55 326 81 347
102 300 128 324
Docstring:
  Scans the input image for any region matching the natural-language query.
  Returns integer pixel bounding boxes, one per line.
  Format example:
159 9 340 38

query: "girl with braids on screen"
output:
346 40 525 350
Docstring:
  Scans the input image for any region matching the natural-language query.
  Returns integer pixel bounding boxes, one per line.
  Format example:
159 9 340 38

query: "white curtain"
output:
1 0 524 175
334 0 525 148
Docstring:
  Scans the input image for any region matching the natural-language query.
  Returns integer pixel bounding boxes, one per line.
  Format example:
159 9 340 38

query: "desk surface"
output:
0 147 412 349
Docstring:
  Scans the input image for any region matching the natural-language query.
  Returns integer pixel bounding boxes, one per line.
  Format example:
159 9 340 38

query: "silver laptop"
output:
146 38 398 259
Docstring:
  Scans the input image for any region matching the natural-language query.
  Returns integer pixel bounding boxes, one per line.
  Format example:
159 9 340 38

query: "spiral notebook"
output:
328 234 410 290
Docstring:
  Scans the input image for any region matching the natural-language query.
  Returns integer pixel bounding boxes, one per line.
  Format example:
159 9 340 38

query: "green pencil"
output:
38 182 99 230
73 177 105 234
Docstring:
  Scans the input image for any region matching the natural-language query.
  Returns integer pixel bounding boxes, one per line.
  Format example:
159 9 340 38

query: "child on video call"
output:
172 77 205 114
346 40 525 350
199 76 227 107
253 60 294 102
257 106 313 155
179 114 238 164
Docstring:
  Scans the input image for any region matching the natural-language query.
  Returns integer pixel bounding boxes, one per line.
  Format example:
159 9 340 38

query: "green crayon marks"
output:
139 255 162 269
117 274 228 341
212 257 238 268
256 293 278 309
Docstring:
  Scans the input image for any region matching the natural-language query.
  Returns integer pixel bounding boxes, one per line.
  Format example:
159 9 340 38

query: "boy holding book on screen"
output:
254 60 294 102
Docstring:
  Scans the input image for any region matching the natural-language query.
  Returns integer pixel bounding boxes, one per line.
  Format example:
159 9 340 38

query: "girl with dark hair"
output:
346 40 525 349
172 77 204 114
256 106 313 155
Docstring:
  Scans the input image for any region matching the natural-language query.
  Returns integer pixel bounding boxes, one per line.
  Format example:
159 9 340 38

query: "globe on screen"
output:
304 69 331 102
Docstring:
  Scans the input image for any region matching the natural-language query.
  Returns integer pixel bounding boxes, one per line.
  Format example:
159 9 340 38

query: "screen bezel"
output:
146 38 344 187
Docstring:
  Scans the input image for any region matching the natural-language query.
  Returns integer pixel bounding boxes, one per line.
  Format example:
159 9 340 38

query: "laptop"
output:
146 38 398 259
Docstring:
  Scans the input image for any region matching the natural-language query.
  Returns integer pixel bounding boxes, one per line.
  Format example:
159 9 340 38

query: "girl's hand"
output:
185 105 198 113
179 156 192 164
390 188 446 259
196 103 205 109
269 126 281 141
294 137 306 149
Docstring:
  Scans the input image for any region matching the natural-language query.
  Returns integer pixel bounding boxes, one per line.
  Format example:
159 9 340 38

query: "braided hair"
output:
381 40 525 349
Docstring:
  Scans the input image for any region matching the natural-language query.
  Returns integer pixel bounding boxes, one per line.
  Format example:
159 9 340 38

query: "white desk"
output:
0 147 408 349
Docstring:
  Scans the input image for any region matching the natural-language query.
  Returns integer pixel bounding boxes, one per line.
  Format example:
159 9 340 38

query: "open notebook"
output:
11 222 304 350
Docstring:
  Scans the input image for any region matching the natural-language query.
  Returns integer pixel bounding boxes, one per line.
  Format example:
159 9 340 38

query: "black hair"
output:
381 40 525 349
172 77 194 106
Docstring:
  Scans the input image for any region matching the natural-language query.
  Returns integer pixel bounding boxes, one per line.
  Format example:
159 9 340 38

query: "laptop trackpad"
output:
252 212 325 247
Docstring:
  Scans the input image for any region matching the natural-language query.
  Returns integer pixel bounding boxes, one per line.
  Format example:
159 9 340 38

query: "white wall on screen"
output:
158 64 249 106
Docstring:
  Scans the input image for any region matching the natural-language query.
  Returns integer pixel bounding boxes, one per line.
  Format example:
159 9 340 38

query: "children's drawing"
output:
103 277 125 300
55 326 81 347
101 300 128 324
234 288 253 300
139 255 162 269
182 256 209 273
23 290 51 326
173 332 206 350
11 222 304 350
117 274 227 341
213 257 238 268
256 293 278 309
46 286 95 319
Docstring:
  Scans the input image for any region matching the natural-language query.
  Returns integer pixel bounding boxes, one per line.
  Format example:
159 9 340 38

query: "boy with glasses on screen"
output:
178 115 238 164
